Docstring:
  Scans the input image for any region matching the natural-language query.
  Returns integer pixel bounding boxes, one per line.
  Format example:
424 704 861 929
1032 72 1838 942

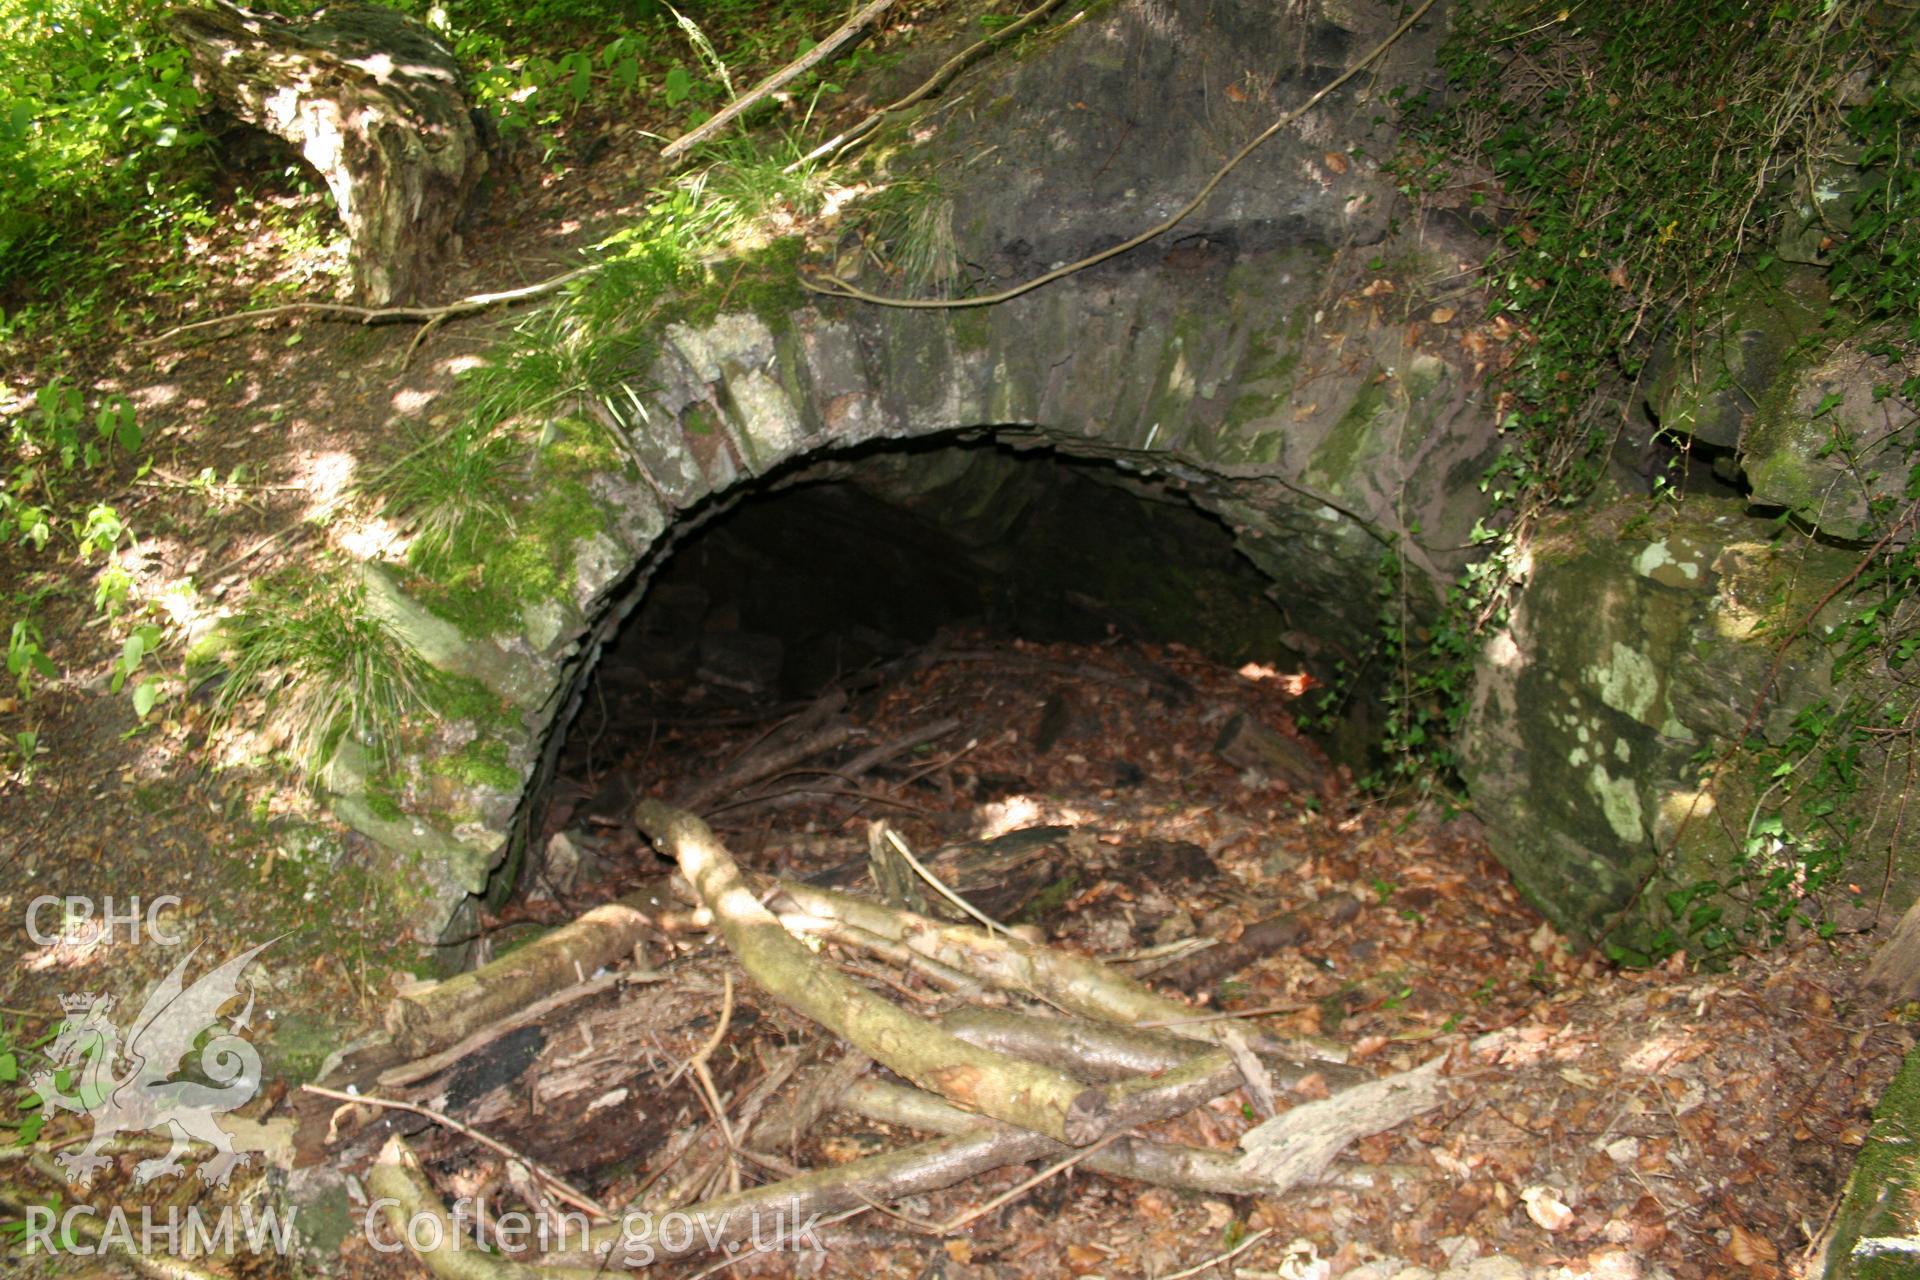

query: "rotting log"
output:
838 1079 1407 1198
170 0 488 305
1212 709 1330 794
634 800 1112 1144
766 875 1347 1062
382 889 660 1057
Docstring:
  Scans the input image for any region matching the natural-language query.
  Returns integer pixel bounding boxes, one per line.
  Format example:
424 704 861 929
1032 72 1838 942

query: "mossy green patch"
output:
544 414 626 477
425 671 518 729
1012 874 1080 923
1307 374 1389 491
364 785 405 823
407 423 616 639
1824 1042 1920 1279
947 304 995 355
428 736 521 791
671 236 810 330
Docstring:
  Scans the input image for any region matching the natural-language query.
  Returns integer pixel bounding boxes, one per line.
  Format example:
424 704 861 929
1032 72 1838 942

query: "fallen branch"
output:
940 1005 1366 1093
382 889 662 1057
799 0 1440 310
789 915 986 997
744 1047 872 1157
788 0 1074 171
839 1078 1292 1197
705 716 961 820
634 799 1111 1144
767 874 1347 1061
365 1136 608 1280
675 690 857 813
303 1085 607 1219
377 971 637 1089
144 267 593 347
660 0 899 163
1235 1053 1450 1187
572 1035 1273 1265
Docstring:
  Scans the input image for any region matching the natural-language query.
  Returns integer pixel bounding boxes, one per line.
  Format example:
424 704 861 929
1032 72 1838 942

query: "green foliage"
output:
1374 0 1918 962
372 421 523 567
0 1014 57 1153
1827 77 1920 338
1375 0 1916 773
0 0 207 287
5 618 56 698
210 571 433 771
109 622 165 719
450 129 823 439
2 378 145 556
847 178 965 297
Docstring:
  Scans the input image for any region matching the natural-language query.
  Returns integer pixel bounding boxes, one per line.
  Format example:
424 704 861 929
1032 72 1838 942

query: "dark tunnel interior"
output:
590 440 1297 711
538 439 1313 848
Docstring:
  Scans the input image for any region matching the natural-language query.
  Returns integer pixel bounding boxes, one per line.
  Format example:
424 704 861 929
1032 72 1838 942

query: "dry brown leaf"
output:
1521 1185 1575 1232
1729 1223 1778 1265
1350 1034 1389 1061
1066 1243 1107 1269
1361 278 1395 297
1429 305 1456 324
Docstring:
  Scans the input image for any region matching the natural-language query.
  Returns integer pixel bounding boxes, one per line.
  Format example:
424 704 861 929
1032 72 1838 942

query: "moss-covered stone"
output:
1459 495 1863 941
1824 1041 1920 1279
427 736 521 792
1646 265 1826 451
1743 340 1917 540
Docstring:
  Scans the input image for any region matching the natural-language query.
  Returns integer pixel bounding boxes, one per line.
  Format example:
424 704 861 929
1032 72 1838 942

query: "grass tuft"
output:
373 421 524 568
211 573 432 772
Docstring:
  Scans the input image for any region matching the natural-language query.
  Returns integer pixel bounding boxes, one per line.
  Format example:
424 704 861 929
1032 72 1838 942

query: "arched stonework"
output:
326 0 1508 938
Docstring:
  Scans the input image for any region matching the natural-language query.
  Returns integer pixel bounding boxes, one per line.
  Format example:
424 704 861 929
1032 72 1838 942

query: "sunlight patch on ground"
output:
15 903 177 974
1621 1029 1692 1074
974 795 1099 839
391 388 437 414
297 450 358 520
337 517 408 561
130 383 181 413
436 354 489 378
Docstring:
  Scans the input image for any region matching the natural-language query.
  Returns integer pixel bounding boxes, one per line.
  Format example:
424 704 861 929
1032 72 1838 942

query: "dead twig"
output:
301 1084 608 1219
788 0 1074 171
144 267 594 347
660 0 899 163
799 0 1440 309
1160 1228 1276 1280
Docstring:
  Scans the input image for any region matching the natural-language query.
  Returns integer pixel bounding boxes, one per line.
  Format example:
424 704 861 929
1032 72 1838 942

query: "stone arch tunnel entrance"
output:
524 435 1338 902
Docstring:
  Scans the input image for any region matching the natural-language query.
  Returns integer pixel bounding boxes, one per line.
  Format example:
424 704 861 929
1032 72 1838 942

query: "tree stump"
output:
170 1 489 306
